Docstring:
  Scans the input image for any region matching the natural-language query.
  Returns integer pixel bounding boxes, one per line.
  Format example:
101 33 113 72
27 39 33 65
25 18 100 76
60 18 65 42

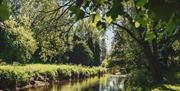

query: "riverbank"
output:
125 66 180 91
0 64 107 90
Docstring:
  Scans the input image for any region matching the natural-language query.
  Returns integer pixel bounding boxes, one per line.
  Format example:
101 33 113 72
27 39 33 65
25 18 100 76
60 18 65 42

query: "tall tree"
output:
100 38 107 61
60 0 180 81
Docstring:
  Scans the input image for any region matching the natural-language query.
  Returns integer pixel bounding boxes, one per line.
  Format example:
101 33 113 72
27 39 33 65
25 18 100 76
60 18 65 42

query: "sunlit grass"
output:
152 84 180 91
0 64 107 89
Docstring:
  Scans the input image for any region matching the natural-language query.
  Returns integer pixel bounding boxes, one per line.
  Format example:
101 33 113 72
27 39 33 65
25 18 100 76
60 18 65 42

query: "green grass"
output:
0 64 107 90
151 84 180 91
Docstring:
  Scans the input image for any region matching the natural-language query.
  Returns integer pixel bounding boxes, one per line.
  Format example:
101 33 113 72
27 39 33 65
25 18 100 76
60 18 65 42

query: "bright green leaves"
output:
105 16 113 24
0 0 9 21
94 13 106 30
135 22 140 28
2 19 37 63
93 12 101 23
88 12 106 30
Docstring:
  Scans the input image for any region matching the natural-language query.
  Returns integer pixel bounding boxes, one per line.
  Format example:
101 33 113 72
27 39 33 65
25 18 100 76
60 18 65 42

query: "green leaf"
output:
89 12 102 27
166 14 176 35
0 0 9 21
134 11 148 28
94 12 101 23
145 32 156 41
135 21 140 28
105 16 112 24
69 5 85 20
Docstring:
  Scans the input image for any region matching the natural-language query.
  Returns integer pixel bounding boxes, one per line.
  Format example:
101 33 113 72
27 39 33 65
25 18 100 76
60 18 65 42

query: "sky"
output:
105 29 114 53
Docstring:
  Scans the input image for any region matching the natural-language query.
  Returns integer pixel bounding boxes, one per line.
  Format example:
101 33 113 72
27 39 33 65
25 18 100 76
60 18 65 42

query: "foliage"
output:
125 66 180 91
125 69 154 91
101 58 108 68
8 0 73 63
64 0 179 81
172 40 180 63
35 30 66 63
100 38 107 61
69 41 94 66
0 0 9 21
107 30 146 71
67 21 102 66
151 84 180 91
0 64 107 90
0 19 37 63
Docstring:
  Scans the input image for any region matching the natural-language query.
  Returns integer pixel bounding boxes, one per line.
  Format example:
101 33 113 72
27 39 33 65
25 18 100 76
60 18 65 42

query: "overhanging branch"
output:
112 22 141 44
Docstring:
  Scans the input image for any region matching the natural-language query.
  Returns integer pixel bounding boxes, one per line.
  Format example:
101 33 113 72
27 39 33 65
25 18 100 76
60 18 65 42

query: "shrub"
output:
36 31 66 63
0 19 37 63
70 41 94 66
125 69 154 91
0 64 107 90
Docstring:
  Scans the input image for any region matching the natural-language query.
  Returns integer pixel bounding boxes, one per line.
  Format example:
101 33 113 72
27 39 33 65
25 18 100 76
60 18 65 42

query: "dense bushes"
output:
125 67 180 91
0 19 37 63
69 41 94 66
107 30 146 71
35 31 66 62
0 64 107 90
125 69 154 91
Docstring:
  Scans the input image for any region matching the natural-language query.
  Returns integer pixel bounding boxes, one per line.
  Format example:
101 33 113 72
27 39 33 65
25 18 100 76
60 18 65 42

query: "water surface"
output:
21 74 125 91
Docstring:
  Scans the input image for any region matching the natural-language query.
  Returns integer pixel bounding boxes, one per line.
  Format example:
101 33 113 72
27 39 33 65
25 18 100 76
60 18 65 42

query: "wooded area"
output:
0 0 179 91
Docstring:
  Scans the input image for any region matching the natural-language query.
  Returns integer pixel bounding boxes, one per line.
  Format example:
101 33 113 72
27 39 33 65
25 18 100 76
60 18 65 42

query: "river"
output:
21 75 124 91
21 74 126 91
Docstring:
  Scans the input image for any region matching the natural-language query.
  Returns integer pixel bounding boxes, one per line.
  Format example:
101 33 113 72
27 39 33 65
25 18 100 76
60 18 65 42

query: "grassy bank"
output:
0 64 107 90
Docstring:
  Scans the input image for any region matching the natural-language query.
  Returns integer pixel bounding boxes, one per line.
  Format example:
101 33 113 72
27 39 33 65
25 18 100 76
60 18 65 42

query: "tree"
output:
69 21 102 66
0 19 37 63
100 38 107 61
8 0 74 63
108 29 145 71
69 41 94 66
60 0 180 81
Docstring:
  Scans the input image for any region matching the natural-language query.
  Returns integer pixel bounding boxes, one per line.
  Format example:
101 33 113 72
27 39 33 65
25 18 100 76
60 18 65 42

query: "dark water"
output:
21 74 126 91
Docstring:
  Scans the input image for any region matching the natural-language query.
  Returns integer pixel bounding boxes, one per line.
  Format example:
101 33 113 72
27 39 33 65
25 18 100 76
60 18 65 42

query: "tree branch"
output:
112 22 141 44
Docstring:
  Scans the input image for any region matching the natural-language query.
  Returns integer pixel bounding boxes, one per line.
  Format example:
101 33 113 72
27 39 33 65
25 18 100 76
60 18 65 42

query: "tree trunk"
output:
142 41 163 82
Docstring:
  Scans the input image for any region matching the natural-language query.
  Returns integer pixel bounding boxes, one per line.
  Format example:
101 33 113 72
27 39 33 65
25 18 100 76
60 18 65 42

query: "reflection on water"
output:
21 74 125 91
